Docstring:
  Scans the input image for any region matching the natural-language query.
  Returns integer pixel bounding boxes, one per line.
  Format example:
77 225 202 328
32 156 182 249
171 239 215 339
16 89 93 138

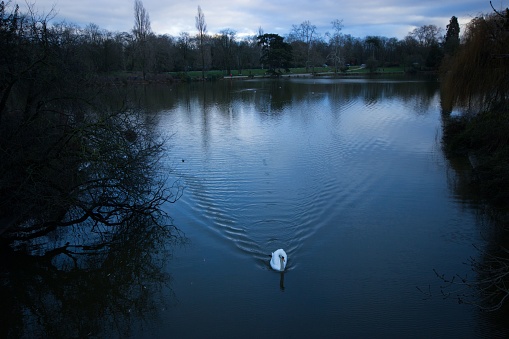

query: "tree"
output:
195 5 207 79
152 34 174 73
0 1 181 253
364 36 381 59
288 20 318 71
441 11 509 112
218 29 236 74
257 33 292 74
405 25 444 70
365 56 378 73
326 19 344 73
425 41 443 68
81 23 125 73
383 37 401 66
410 24 443 48
444 16 460 56
176 31 194 73
133 0 151 42
399 35 422 69
339 34 362 65
133 0 152 79
235 38 255 73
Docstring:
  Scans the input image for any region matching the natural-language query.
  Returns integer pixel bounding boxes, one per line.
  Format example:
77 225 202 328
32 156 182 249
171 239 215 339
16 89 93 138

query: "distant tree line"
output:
126 2 455 76
0 0 461 80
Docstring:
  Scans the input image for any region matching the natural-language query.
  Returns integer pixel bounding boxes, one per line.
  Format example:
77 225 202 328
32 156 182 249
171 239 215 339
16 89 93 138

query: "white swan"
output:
270 249 287 271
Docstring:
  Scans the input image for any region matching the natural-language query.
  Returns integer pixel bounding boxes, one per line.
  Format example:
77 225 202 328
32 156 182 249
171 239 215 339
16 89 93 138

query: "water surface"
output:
133 77 505 337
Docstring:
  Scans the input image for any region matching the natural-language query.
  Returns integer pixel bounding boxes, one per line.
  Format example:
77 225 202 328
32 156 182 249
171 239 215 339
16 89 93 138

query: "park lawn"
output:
168 66 405 79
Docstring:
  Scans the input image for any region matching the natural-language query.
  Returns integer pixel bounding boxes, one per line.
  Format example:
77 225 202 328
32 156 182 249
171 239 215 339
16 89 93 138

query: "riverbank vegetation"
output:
441 6 509 208
439 4 509 311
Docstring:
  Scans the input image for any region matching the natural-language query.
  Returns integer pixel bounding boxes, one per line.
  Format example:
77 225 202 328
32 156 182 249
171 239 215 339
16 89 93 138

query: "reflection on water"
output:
2 76 508 337
441 144 509 313
155 77 507 337
155 77 443 267
0 215 177 338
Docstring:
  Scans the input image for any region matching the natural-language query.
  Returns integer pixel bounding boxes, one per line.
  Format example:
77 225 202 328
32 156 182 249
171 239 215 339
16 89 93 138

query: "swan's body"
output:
270 249 287 271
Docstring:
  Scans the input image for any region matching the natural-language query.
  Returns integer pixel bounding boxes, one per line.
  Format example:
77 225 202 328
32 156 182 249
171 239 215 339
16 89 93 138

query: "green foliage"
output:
257 33 293 74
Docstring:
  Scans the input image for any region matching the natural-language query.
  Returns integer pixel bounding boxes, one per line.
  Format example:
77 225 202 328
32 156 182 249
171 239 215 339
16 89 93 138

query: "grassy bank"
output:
169 66 406 80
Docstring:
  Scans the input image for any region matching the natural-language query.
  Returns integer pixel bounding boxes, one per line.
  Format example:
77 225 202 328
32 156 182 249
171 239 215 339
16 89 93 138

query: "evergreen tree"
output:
444 16 460 55
257 33 292 74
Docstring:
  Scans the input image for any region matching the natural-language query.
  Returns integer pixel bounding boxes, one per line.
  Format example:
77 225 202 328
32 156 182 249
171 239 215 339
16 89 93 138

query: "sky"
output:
20 0 508 40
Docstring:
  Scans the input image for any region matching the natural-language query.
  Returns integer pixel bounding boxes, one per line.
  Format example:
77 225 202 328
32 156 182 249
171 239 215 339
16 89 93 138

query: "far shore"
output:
222 70 407 80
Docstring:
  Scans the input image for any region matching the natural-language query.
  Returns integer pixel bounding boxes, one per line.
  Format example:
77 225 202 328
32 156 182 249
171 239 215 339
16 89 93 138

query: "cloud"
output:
19 0 505 39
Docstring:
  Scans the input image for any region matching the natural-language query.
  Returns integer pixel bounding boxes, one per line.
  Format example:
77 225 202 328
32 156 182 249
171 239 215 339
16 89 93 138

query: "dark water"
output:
3 77 508 338
135 77 505 338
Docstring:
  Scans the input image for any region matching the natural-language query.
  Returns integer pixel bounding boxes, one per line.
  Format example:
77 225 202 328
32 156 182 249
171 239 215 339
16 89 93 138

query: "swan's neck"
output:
279 257 285 271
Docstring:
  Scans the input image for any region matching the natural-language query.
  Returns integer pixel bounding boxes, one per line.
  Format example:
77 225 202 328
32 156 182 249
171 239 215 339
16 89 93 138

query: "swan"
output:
270 249 287 271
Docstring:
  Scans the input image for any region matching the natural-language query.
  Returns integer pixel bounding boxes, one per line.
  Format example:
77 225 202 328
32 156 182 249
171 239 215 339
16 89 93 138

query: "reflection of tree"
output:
0 214 178 338
435 124 509 314
432 234 509 312
434 155 509 313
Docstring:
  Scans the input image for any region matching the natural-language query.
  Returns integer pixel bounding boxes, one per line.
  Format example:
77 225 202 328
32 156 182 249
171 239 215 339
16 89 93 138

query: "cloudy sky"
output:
22 0 506 39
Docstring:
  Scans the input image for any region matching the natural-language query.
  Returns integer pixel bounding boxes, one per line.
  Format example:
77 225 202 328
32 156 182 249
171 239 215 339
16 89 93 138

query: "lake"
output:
4 76 508 338
133 77 506 338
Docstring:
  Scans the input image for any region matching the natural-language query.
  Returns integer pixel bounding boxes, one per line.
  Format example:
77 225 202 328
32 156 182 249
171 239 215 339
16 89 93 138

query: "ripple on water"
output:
164 80 438 273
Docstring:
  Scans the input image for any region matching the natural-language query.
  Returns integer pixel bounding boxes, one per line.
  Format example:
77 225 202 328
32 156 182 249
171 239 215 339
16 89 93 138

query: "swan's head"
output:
279 254 286 270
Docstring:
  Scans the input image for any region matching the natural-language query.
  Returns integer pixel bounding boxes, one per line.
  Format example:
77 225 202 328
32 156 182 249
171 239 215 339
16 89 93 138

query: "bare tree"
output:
195 5 207 79
133 0 152 79
326 19 344 73
133 0 151 41
289 20 317 71
176 32 193 73
410 24 443 48
219 28 236 74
